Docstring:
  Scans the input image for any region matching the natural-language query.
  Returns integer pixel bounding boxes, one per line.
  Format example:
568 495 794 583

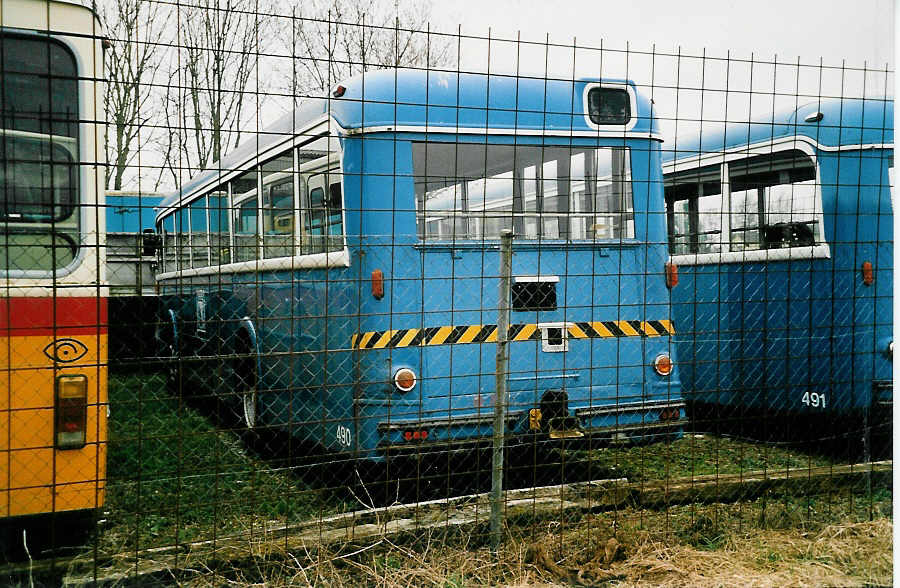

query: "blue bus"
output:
663 97 892 450
153 69 684 474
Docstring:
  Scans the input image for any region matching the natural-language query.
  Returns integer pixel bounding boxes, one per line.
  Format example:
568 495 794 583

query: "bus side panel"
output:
347 136 433 457
226 266 358 455
673 263 734 410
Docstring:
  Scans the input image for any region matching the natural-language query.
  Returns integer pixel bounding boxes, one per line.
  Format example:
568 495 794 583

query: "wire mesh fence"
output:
0 0 893 585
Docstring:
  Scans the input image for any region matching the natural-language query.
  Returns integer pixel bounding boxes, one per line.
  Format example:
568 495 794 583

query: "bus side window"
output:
305 180 327 255
261 152 295 259
729 150 817 251
328 180 343 251
189 196 209 268
264 180 294 258
208 189 230 265
664 166 722 254
174 209 188 271
231 167 259 262
162 214 175 271
303 171 343 254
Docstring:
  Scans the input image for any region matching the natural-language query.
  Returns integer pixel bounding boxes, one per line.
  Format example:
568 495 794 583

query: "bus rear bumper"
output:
374 410 686 458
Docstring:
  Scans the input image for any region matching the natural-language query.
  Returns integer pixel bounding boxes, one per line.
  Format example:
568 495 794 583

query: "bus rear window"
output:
1 33 80 271
587 88 631 125
414 143 634 241
0 136 77 223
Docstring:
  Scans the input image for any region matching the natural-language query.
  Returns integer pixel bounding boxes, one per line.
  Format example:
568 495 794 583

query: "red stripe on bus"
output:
0 297 108 336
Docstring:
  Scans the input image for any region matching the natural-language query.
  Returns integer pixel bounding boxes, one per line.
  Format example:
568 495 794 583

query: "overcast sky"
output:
429 0 893 70
421 0 893 141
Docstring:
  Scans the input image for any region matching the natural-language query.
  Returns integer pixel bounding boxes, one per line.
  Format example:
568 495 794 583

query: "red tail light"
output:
56 375 87 449
665 262 678 288
862 261 874 285
372 269 385 299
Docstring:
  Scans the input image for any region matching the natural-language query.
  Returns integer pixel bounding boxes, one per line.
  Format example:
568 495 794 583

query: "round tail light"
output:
393 367 417 392
653 353 673 376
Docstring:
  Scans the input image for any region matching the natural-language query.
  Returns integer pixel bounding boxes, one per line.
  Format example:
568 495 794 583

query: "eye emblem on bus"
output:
44 338 88 363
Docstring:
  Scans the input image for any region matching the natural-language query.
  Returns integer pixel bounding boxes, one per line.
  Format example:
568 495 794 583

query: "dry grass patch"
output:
610 519 892 587
175 491 891 587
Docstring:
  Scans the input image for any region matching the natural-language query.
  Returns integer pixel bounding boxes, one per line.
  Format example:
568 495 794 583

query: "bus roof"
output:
664 97 893 162
328 69 656 135
159 69 658 214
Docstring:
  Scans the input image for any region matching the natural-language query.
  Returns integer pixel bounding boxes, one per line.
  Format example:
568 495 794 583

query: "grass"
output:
95 369 890 586
102 370 350 552
557 433 839 484
170 491 892 587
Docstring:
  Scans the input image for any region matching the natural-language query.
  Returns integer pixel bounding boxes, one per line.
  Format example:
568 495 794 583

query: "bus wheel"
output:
234 326 259 433
242 388 258 429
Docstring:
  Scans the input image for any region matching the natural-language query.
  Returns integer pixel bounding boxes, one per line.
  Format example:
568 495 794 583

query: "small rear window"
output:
587 87 630 125
512 280 557 312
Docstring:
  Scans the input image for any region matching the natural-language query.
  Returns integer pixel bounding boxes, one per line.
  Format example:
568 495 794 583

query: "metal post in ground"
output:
491 229 514 553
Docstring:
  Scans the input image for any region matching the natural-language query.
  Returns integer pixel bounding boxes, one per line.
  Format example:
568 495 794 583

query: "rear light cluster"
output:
653 353 673 376
393 367 417 392
403 430 429 441
862 261 874 285
665 262 678 288
371 269 384 299
56 374 87 449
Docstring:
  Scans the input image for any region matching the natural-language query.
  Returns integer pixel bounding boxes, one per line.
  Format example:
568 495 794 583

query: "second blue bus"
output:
664 96 892 453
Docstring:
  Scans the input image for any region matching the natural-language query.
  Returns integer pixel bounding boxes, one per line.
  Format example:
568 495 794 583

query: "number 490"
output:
801 391 826 408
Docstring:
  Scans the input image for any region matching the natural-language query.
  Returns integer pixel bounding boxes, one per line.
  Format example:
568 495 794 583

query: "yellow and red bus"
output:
1 0 106 553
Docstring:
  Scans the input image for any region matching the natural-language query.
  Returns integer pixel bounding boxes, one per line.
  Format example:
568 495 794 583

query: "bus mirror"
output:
142 229 162 257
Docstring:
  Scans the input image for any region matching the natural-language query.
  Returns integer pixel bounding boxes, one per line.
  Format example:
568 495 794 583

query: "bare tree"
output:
286 0 451 97
101 0 167 190
148 0 447 189
159 0 273 185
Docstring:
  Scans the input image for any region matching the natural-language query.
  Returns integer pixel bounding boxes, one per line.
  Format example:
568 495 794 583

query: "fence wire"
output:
0 1 893 585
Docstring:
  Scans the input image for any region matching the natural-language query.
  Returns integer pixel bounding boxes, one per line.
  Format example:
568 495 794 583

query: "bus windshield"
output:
414 143 634 241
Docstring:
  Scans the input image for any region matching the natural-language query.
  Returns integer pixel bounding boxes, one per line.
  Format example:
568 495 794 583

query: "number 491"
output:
801 391 826 408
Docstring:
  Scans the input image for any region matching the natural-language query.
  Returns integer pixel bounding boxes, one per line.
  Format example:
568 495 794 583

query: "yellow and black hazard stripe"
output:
351 320 674 350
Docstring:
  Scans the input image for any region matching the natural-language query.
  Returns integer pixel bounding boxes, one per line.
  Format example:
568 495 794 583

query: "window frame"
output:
665 142 830 266
414 141 635 243
153 131 348 279
0 31 85 277
581 82 639 133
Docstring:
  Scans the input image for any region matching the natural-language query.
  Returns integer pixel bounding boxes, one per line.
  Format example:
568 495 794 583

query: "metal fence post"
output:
491 229 514 553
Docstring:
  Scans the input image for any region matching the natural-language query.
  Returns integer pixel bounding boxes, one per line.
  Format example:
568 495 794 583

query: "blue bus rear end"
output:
154 70 685 468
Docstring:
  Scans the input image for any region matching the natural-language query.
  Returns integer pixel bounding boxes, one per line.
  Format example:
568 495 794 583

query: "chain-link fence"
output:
0 1 893 585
